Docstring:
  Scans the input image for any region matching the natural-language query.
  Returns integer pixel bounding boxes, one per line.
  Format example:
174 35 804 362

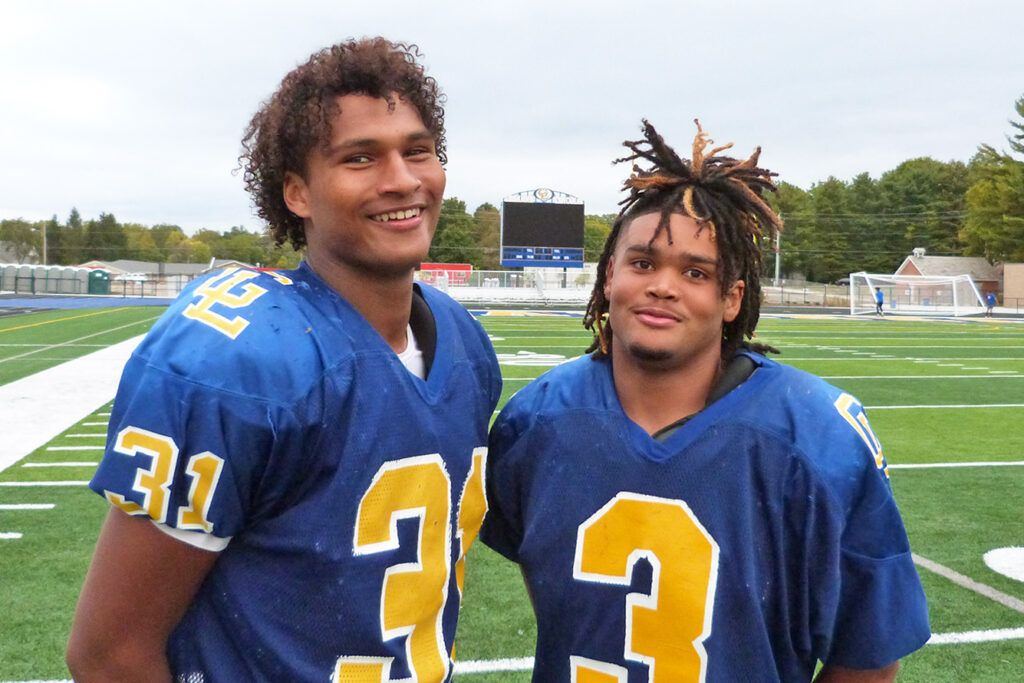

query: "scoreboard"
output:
501 188 584 268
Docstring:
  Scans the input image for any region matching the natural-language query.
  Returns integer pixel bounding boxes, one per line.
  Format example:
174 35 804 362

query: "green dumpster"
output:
87 270 111 294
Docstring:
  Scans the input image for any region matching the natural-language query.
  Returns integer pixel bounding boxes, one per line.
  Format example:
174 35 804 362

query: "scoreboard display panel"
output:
501 188 584 268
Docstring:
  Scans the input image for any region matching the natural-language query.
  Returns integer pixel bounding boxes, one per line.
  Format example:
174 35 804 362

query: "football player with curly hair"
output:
68 37 499 682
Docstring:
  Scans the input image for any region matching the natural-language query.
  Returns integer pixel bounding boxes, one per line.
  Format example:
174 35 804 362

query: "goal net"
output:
849 272 985 317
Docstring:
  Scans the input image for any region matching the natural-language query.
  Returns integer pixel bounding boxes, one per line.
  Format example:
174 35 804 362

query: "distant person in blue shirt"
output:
481 120 930 682
986 291 997 317
875 286 885 315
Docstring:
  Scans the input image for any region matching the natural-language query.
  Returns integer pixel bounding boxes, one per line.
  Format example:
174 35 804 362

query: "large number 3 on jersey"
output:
572 492 719 683
334 449 487 683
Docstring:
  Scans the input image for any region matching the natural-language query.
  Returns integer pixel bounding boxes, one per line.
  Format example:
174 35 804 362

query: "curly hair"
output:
583 119 783 361
240 37 447 249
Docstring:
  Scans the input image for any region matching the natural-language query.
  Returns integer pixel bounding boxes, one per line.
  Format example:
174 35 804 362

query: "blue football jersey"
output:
481 351 929 682
90 263 501 682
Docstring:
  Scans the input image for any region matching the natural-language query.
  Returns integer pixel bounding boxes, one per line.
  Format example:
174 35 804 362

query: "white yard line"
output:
0 481 91 487
432 626 1024 675
0 343 107 348
454 657 535 674
2 357 118 363
0 335 141 474
890 461 1024 469
0 319 153 365
824 375 1022 379
868 403 1024 409
21 462 98 468
0 504 55 510
913 553 1024 614
781 357 1024 360
808 344 1024 348
0 630 1019 683
928 627 1024 645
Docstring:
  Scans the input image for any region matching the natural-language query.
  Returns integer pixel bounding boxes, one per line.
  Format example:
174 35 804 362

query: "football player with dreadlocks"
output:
481 120 929 682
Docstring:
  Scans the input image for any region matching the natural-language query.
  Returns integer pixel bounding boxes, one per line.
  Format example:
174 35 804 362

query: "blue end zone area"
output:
0 295 176 311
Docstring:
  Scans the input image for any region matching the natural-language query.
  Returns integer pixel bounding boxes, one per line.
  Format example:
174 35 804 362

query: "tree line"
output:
4 96 1023 281
768 95 1024 283
0 201 615 272
0 210 304 269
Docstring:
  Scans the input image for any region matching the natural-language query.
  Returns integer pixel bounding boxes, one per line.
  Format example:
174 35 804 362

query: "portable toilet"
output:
87 269 111 295
75 268 89 294
41 265 60 293
57 266 75 293
1 264 17 291
17 264 33 293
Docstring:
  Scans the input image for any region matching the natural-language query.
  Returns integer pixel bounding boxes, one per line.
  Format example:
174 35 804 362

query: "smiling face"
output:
605 211 744 373
283 93 446 281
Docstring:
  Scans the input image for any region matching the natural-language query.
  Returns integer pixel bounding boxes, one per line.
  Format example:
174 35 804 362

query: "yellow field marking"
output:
0 316 160 364
0 307 132 334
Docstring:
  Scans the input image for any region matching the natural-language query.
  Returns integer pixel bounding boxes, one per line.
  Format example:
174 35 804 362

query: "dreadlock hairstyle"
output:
240 37 446 250
583 119 783 361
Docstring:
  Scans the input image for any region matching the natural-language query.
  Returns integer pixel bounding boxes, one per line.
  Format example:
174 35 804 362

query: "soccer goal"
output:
848 272 986 317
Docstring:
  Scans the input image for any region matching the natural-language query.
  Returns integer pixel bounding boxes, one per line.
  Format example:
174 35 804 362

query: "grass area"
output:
0 307 162 384
457 313 1024 682
0 408 111 679
1 308 1023 681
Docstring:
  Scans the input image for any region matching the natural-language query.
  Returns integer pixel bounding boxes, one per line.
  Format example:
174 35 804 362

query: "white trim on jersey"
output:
152 518 231 552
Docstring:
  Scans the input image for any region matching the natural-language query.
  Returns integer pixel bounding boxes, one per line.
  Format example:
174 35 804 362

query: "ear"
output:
283 171 312 219
603 256 615 299
722 279 745 323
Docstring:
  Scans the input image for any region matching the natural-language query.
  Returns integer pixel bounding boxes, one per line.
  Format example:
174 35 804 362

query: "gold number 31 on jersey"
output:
334 449 488 683
102 426 224 532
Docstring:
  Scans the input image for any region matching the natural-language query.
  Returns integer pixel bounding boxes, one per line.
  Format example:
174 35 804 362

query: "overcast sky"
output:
2 0 1021 234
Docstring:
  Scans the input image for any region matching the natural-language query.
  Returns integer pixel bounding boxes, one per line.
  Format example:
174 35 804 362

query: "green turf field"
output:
0 307 162 385
1 308 1022 681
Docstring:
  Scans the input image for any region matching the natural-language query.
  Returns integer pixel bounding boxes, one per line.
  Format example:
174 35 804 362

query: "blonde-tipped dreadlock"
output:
583 119 784 360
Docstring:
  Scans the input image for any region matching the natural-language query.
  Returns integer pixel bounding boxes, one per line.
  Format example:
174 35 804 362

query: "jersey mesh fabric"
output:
481 352 929 681
90 263 501 682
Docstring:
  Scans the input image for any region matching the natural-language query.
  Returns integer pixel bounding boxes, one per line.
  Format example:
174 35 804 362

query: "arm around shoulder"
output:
66 507 220 682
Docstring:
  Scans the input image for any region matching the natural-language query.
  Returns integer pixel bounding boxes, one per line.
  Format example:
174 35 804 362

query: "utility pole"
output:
773 213 781 286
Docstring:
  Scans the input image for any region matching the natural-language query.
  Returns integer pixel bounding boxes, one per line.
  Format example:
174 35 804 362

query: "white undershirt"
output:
397 323 426 379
